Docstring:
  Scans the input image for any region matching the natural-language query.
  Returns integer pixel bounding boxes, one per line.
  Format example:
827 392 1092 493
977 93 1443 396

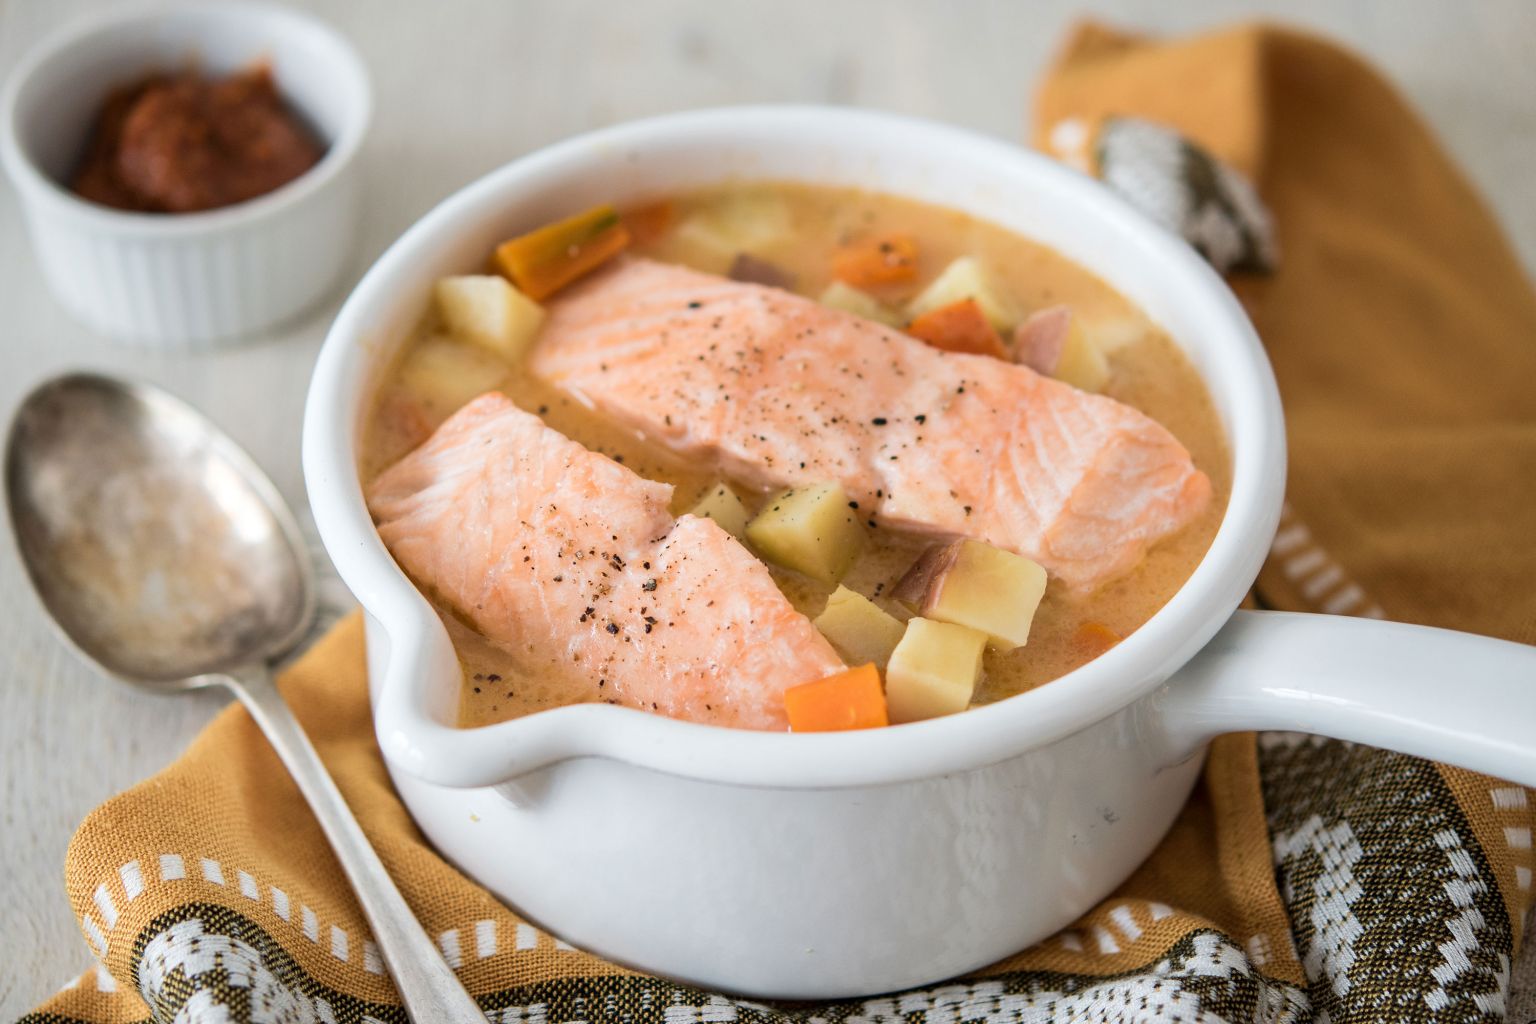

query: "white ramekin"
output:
303 107 1536 998
0 2 370 347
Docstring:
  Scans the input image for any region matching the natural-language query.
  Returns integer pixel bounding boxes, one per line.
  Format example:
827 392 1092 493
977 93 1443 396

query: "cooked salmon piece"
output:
367 392 844 730
531 258 1212 591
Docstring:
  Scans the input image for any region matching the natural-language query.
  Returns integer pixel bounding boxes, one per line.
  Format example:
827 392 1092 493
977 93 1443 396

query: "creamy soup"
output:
360 183 1231 729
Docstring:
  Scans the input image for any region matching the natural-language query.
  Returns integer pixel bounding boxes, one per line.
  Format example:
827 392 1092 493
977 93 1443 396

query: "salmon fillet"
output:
367 392 843 730
531 258 1213 591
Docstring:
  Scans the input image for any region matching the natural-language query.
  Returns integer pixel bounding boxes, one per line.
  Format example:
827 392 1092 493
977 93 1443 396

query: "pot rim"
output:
302 105 1286 790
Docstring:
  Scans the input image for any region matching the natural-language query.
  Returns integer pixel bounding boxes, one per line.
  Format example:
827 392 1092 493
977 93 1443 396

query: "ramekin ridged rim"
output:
0 0 371 237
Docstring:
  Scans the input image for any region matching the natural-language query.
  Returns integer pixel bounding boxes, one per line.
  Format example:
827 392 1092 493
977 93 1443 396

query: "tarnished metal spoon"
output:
5 373 484 1022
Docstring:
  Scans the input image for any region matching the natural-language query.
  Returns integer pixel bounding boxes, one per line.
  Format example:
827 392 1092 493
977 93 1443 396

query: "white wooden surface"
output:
2 0 1533 1016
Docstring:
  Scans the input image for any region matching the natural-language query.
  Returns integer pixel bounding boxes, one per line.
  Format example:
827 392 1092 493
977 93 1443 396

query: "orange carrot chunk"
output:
1072 621 1123 659
784 662 889 732
493 204 632 301
621 200 675 246
832 233 919 289
906 298 1008 358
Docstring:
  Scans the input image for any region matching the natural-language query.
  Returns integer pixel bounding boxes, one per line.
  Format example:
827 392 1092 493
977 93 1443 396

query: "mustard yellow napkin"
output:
26 21 1536 1024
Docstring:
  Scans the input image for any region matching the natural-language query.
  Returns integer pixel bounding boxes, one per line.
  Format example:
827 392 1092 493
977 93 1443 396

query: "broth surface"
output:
360 182 1231 728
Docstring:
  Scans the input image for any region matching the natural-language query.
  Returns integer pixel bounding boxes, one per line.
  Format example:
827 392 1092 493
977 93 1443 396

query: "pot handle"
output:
1151 609 1536 786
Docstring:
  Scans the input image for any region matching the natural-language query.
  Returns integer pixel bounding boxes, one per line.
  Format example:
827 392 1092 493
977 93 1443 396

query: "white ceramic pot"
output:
302 107 1536 999
0 2 371 347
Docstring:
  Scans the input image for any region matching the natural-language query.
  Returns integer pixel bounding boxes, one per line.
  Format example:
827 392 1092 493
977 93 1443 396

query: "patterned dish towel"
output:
24 20 1536 1024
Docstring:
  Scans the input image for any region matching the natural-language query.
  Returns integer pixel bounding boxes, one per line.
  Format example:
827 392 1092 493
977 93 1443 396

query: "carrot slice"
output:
906 298 1008 358
1072 621 1123 659
621 200 675 246
832 233 919 288
493 204 632 300
784 662 889 732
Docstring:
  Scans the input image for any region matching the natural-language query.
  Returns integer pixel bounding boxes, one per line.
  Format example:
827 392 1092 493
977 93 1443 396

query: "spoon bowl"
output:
5 373 314 687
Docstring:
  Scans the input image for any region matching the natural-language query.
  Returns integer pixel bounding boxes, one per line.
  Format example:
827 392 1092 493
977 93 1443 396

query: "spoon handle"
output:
223 664 487 1023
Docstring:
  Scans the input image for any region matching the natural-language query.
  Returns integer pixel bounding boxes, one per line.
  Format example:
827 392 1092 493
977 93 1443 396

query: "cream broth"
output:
360 183 1231 728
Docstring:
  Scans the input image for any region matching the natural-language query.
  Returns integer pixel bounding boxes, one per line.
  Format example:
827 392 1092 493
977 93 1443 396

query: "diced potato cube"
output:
885 617 988 723
1053 317 1110 393
1082 314 1146 356
667 191 792 271
397 335 510 419
434 275 545 361
745 481 867 586
818 281 903 327
907 256 1018 332
1013 306 1109 392
686 482 750 540
891 540 1047 651
813 585 906 670
1013 306 1070 375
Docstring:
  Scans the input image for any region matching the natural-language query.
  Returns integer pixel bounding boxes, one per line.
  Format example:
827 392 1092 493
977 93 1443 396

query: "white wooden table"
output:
3 0 1533 1016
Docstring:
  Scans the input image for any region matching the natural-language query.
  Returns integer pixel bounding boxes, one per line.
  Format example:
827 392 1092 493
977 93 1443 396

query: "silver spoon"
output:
5 372 485 1023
